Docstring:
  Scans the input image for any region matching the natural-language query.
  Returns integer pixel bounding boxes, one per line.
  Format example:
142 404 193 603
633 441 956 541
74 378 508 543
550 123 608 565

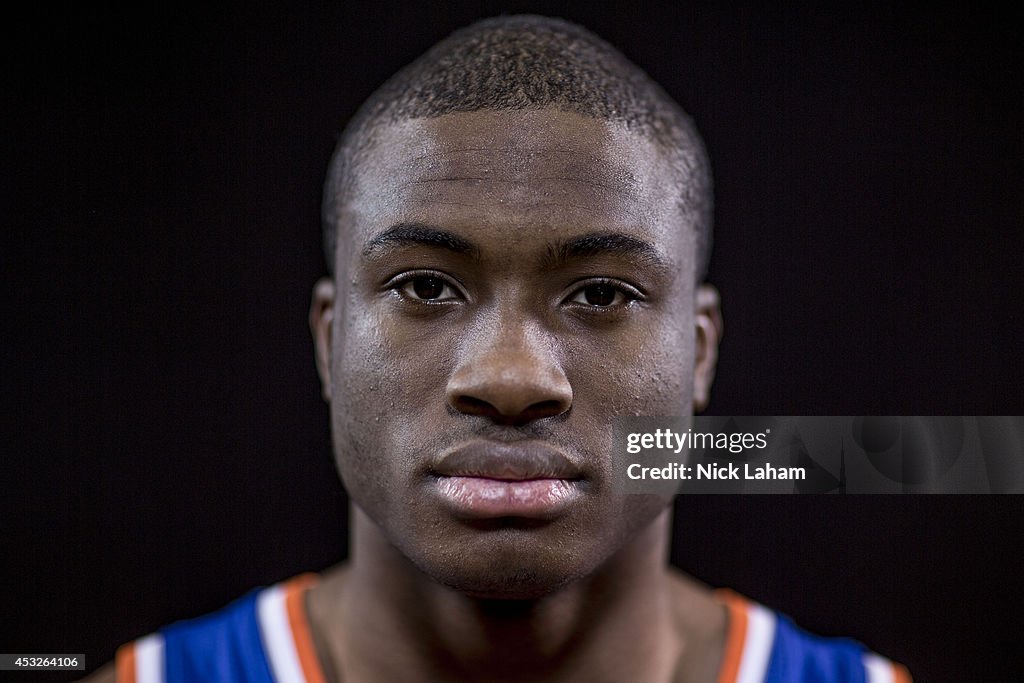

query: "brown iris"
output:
582 284 616 306
412 276 446 300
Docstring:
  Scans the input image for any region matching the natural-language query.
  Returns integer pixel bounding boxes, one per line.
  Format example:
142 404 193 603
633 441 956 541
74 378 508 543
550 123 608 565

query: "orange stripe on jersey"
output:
115 641 136 683
893 661 914 683
284 574 328 683
715 590 749 683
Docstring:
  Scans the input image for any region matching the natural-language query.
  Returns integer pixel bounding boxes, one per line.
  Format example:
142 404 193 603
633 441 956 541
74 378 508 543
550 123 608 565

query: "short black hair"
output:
323 14 713 280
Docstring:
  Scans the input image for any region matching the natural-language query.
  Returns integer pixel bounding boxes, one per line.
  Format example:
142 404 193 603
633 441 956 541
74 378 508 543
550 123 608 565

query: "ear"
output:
310 278 336 401
694 284 723 412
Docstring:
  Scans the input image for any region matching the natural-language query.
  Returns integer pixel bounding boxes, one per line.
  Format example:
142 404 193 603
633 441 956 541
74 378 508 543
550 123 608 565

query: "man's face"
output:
313 109 714 598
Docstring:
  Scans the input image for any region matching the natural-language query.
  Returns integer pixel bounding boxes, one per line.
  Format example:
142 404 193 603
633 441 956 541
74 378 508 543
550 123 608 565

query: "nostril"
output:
452 395 494 417
450 395 569 425
520 399 568 421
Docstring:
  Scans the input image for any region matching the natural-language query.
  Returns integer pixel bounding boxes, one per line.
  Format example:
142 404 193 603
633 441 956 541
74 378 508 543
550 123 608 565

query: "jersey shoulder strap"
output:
114 574 327 683
715 590 912 683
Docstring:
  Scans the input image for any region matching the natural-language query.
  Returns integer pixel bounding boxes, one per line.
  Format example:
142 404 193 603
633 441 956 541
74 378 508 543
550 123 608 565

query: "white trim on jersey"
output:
735 602 777 683
134 633 165 683
863 652 897 683
256 584 308 683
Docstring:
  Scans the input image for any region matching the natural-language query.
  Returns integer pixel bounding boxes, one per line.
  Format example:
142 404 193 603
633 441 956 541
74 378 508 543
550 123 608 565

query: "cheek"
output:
650 333 696 411
327 303 395 499
333 292 449 404
327 303 455 483
569 311 696 418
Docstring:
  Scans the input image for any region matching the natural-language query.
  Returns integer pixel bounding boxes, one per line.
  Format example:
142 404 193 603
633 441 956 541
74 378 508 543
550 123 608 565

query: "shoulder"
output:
92 573 325 683
716 590 913 683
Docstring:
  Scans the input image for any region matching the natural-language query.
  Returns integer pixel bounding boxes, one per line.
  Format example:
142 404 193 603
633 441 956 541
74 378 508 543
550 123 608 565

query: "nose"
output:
446 324 573 425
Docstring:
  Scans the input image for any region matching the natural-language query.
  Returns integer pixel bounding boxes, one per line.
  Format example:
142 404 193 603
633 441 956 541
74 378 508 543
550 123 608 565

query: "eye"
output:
572 283 620 307
567 280 642 309
391 273 462 302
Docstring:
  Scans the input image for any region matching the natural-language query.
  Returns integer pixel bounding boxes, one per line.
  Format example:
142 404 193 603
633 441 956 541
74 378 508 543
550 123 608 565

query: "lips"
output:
429 441 585 519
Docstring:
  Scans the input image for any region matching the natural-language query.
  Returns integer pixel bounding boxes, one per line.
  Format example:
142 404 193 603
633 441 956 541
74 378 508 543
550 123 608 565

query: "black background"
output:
4 2 1023 680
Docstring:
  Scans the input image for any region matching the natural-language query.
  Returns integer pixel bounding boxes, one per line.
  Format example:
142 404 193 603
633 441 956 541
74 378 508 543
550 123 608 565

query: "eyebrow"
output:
544 232 671 271
362 223 671 272
362 222 480 259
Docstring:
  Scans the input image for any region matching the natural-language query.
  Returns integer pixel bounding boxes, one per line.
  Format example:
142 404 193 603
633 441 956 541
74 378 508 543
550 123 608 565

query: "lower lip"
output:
433 476 583 519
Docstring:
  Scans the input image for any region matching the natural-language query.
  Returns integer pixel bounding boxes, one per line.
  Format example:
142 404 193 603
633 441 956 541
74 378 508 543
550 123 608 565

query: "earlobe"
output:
310 278 336 402
693 284 723 412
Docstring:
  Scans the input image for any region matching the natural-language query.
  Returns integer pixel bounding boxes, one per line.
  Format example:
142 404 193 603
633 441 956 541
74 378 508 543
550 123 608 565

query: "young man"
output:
88 15 911 682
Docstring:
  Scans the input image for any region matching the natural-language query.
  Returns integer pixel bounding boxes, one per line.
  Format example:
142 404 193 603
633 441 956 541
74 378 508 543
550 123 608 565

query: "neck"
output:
324 507 685 682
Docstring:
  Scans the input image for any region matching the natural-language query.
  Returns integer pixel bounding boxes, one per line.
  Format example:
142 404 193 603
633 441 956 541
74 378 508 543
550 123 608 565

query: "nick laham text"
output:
627 462 806 480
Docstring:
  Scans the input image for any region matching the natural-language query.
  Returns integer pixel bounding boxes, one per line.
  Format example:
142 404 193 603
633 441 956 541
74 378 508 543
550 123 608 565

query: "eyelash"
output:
384 272 644 311
564 278 644 311
384 270 464 304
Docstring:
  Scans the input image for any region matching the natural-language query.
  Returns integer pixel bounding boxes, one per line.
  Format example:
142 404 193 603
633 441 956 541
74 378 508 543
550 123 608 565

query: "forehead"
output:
341 109 695 268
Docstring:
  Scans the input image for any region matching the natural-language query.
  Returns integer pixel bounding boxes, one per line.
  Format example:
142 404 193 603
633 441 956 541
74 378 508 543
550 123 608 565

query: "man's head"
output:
311 15 722 599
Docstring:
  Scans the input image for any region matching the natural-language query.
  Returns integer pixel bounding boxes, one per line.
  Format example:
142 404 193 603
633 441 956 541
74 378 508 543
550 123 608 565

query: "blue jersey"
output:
115 576 911 682
116 575 326 683
716 591 911 683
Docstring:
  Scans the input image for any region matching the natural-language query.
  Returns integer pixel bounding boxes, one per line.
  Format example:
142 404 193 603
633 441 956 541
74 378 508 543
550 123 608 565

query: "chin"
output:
431 562 582 601
404 524 599 601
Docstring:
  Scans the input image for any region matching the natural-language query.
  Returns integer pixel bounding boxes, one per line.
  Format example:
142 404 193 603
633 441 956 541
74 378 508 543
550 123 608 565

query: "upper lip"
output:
431 441 583 481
